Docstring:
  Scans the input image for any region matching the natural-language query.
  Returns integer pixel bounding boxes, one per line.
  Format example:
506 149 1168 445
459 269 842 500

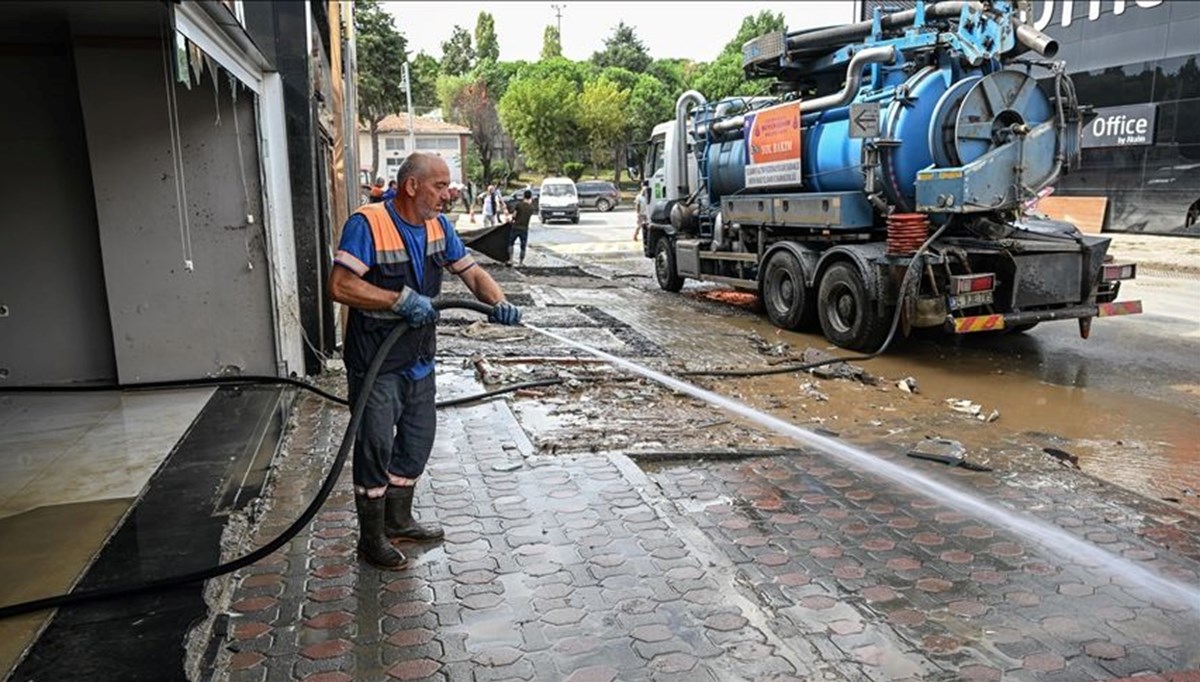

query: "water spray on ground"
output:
524 323 1200 611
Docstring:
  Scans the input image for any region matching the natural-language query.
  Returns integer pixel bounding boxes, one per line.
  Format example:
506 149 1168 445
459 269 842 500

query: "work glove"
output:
488 300 522 326
391 287 438 328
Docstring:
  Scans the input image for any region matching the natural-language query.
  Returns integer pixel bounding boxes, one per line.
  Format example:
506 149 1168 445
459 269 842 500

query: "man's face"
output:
406 160 452 221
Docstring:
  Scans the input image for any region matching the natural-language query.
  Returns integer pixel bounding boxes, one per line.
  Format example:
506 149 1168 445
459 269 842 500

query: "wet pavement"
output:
196 241 1200 681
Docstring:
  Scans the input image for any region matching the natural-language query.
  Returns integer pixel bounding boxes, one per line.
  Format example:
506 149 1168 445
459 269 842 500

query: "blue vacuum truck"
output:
638 0 1141 351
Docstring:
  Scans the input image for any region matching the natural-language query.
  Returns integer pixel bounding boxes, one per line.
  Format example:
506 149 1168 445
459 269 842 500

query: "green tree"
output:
590 21 651 73
440 25 475 76
598 66 638 94
355 0 408 180
409 52 440 112
499 74 580 171
540 25 561 60
474 11 499 63
578 77 631 182
518 57 588 90
628 73 674 143
648 58 688 95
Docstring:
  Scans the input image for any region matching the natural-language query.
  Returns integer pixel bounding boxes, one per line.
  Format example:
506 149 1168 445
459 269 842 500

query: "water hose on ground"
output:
0 299 528 620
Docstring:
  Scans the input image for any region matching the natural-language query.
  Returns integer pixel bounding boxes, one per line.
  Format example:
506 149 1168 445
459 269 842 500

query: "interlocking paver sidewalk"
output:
205 366 1200 682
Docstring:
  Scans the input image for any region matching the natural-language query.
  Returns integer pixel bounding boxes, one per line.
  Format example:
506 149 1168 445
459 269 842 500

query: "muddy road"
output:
445 209 1200 514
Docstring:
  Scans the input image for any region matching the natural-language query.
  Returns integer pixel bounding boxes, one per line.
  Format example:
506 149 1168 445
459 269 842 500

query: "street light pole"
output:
550 3 564 41
402 61 415 154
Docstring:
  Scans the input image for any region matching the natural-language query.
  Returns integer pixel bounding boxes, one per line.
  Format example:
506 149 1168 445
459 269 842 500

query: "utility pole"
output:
402 62 415 153
550 3 564 40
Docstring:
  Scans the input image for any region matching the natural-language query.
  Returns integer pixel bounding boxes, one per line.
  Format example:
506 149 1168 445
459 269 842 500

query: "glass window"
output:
650 140 666 176
385 137 405 151
1152 57 1200 103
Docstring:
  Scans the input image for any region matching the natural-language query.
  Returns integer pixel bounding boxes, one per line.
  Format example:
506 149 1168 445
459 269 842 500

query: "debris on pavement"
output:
798 381 829 402
801 348 875 384
897 376 919 394
946 398 983 416
1044 446 1081 469
907 437 994 471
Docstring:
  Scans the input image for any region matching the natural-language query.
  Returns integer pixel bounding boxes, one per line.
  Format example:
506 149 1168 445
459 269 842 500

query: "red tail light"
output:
1102 263 1136 282
951 274 996 295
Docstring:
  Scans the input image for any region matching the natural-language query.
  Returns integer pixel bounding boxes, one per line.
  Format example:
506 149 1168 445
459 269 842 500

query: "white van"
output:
538 177 580 224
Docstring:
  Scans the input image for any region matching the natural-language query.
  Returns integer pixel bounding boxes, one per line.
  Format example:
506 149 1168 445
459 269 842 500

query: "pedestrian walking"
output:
481 183 508 227
507 189 537 267
328 152 523 570
633 179 650 241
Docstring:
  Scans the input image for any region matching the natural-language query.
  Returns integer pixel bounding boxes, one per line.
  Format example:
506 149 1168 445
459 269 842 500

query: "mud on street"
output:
437 234 1200 519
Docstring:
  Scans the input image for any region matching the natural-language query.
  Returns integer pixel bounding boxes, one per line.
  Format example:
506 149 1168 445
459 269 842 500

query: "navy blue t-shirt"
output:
335 204 468 379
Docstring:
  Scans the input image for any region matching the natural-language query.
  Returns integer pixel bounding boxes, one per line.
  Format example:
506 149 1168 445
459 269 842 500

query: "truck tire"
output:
761 251 815 331
817 261 890 352
654 236 684 292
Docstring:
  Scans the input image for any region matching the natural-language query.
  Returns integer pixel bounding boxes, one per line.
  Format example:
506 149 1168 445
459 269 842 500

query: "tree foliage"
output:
440 25 475 76
355 0 408 179
498 74 579 171
628 73 674 143
577 77 630 171
474 12 499 63
408 52 440 112
590 21 651 73
540 25 561 60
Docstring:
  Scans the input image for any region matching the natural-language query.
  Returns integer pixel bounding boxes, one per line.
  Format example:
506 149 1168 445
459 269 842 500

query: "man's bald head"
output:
394 152 452 223
395 152 447 187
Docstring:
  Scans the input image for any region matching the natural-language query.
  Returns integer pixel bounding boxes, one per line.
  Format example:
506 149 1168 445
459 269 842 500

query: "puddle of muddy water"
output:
715 316 1200 512
0 497 132 677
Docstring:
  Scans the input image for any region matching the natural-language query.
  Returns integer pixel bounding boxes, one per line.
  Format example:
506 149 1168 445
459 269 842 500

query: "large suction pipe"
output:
1013 21 1059 58
674 89 707 196
800 45 897 112
705 44 897 138
783 1 983 52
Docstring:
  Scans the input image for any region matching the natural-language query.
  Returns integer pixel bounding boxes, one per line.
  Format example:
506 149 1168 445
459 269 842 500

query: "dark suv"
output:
504 187 539 213
575 180 620 212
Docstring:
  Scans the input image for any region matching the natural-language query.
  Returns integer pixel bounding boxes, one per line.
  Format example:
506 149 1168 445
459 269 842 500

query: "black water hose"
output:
680 221 952 378
0 299 533 620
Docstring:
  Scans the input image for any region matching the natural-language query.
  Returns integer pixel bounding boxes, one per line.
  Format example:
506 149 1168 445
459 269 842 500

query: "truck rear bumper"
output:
951 300 1143 333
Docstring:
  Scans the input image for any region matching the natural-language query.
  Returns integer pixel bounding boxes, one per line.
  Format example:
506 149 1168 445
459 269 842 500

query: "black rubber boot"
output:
355 494 408 570
385 485 444 541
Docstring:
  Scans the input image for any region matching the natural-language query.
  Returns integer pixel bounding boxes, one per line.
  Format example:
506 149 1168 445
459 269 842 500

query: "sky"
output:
383 1 860 64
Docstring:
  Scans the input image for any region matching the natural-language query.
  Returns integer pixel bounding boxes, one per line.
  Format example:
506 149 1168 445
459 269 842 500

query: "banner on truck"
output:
744 101 802 189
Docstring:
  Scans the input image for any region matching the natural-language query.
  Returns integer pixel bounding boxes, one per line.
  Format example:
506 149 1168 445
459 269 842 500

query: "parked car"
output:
539 177 580 223
504 187 539 213
576 180 620 211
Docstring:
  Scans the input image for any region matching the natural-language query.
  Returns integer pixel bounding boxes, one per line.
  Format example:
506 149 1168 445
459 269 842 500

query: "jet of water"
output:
525 323 1200 612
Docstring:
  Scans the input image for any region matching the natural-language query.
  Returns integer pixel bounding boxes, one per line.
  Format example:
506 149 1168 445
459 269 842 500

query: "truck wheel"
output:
817 262 890 352
761 251 814 331
654 236 684 292
596 198 612 212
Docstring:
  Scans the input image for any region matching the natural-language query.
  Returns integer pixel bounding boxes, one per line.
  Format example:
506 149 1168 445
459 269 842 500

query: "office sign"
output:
1082 104 1157 148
